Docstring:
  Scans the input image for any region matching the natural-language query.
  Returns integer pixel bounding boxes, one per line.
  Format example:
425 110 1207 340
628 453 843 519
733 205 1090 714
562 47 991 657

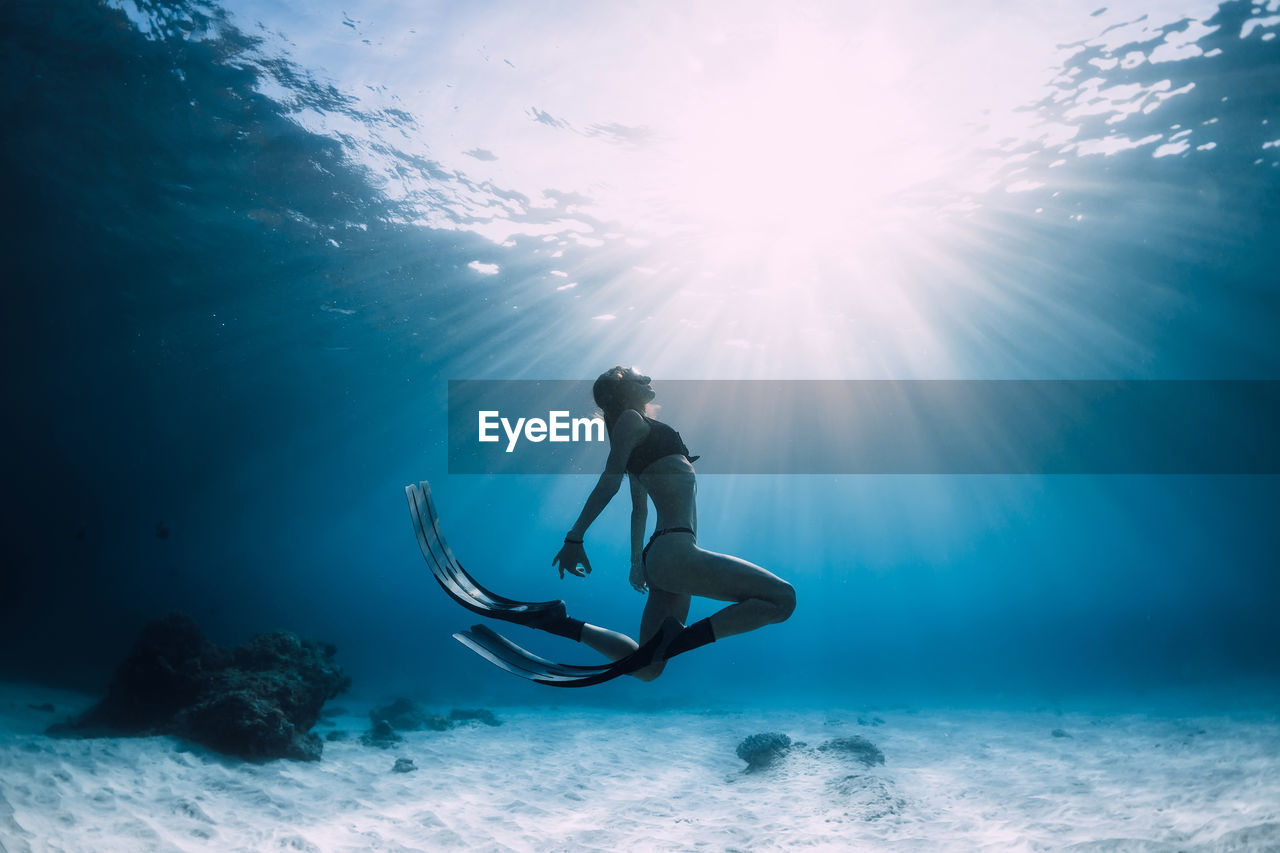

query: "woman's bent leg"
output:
576 588 690 681
579 624 639 660
646 547 795 641
629 587 691 681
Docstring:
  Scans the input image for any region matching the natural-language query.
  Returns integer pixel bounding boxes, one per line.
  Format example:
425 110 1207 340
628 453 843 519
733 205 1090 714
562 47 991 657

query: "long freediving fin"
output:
406 480 568 624
452 618 684 688
407 479 693 686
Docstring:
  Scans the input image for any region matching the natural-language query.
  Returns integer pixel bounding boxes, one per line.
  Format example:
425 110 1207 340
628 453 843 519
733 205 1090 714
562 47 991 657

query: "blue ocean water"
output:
2 0 1278 711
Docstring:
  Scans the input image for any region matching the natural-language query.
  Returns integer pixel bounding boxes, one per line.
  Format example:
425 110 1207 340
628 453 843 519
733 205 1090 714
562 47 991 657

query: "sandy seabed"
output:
1 683 1278 852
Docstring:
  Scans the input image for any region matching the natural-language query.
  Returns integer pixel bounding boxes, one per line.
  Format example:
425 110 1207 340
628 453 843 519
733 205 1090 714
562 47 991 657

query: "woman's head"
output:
593 365 654 426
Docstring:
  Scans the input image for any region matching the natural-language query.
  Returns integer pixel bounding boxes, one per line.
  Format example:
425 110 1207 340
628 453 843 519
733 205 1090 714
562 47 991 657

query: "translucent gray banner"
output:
447 380 1279 474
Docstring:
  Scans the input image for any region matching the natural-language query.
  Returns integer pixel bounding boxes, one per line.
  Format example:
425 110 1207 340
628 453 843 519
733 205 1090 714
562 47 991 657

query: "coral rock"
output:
360 720 403 749
49 613 348 762
449 708 501 727
816 736 885 767
736 732 792 772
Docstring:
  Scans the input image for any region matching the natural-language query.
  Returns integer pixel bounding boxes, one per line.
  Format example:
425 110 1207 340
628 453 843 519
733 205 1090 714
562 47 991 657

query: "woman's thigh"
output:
646 543 789 604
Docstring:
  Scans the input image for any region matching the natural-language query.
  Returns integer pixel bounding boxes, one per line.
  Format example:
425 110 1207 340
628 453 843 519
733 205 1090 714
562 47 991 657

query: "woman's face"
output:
619 367 655 407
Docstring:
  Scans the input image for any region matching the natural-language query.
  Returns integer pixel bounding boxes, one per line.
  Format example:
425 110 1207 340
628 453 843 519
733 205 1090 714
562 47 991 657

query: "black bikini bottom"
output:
642 527 695 570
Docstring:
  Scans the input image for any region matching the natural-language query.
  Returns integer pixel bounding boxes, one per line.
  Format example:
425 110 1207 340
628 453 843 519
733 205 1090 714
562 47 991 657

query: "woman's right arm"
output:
554 410 647 578
565 409 647 538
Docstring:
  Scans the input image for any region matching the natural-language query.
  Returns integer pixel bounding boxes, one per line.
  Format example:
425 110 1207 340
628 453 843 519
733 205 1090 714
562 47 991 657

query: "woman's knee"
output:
772 581 797 622
631 660 666 682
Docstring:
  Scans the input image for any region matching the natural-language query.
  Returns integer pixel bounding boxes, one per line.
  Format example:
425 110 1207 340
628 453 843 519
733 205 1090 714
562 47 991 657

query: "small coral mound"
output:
362 699 502 742
816 736 885 767
360 720 403 749
450 708 501 727
736 732 793 772
368 698 451 732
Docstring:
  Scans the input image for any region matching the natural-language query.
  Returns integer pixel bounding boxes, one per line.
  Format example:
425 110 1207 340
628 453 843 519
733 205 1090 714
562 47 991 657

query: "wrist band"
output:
564 537 583 544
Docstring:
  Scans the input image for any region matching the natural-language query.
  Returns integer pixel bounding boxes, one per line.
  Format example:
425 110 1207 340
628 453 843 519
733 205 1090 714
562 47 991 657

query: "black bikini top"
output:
622 415 699 475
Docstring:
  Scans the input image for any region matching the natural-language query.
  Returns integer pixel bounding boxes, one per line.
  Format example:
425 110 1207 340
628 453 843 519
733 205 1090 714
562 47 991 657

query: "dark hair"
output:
593 365 629 430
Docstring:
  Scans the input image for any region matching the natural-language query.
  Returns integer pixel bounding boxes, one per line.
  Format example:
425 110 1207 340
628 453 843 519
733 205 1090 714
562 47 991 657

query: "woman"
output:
550 365 796 681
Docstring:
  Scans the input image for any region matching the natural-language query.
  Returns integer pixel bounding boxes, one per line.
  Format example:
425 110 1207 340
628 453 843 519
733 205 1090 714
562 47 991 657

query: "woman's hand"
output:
629 561 648 594
553 541 592 579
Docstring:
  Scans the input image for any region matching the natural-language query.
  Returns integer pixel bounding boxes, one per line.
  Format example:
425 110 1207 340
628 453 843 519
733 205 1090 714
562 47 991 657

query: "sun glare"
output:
662 21 951 262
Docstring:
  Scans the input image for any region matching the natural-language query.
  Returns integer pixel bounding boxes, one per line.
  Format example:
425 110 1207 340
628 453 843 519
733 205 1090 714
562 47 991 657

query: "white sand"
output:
2 683 1278 852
